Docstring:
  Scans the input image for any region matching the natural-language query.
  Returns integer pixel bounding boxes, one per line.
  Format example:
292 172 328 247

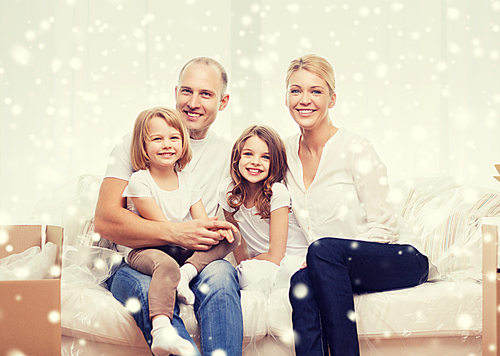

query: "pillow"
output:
405 185 500 275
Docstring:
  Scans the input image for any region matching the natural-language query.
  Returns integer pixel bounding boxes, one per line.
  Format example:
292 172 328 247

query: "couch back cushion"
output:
392 176 500 275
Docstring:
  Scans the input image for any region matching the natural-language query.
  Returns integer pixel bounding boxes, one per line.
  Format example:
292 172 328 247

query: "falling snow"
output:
0 4 498 354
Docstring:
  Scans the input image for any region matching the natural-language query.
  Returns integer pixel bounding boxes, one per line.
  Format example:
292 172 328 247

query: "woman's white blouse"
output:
285 128 416 246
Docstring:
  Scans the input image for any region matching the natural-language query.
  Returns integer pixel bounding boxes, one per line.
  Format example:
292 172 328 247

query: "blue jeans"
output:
289 238 429 356
107 259 243 356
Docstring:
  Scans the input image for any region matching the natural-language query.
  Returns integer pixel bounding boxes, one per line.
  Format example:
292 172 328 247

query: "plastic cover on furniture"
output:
32 174 102 246
61 245 151 353
34 175 500 355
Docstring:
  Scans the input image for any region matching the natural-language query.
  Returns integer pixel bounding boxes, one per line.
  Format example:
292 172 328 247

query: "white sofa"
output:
33 174 500 355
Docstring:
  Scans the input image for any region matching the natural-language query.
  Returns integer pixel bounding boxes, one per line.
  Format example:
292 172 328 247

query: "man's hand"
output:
172 217 238 251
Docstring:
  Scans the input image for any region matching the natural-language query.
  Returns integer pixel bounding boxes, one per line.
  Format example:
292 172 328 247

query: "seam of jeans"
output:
319 309 327 356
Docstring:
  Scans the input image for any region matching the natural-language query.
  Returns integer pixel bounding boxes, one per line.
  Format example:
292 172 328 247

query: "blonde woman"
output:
284 55 436 356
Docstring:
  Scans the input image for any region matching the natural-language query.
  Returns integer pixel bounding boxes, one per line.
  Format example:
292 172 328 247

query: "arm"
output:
224 210 247 264
191 199 234 243
94 177 233 250
352 139 399 241
251 206 288 265
190 199 209 220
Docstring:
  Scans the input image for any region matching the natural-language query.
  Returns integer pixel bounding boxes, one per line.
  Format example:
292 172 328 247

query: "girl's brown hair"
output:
130 107 192 172
227 125 288 219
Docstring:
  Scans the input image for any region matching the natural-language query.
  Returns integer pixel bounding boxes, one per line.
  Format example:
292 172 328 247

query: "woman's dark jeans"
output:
289 237 429 356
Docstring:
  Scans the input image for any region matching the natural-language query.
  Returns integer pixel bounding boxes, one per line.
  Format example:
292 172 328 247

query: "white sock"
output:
177 263 198 305
151 316 194 356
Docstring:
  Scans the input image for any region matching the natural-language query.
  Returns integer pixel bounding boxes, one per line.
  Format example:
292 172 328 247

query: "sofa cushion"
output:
392 176 500 275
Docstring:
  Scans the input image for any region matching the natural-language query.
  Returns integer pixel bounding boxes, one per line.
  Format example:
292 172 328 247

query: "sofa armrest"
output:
482 217 500 355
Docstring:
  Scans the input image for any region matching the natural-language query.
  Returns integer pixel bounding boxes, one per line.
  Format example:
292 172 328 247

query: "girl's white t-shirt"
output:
219 177 309 259
118 169 201 261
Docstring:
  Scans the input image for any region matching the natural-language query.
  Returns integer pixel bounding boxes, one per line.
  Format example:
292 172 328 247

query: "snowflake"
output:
456 313 473 328
48 310 60 324
291 282 308 299
347 310 357 322
125 297 142 314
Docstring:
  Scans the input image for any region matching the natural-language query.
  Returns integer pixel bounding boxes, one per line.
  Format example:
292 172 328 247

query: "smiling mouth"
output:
159 152 175 157
185 111 202 118
297 109 315 114
247 168 263 175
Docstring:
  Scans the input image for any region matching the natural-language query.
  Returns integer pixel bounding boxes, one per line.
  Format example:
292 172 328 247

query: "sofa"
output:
31 174 500 355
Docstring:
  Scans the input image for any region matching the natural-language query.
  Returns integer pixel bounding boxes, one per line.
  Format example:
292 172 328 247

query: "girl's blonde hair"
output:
285 54 336 95
131 107 192 172
227 125 288 219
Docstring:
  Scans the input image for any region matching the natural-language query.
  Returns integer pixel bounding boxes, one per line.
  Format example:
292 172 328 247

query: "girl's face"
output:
238 135 270 186
285 69 336 131
145 116 183 171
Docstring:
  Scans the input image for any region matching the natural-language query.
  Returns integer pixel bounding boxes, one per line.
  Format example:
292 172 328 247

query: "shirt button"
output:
300 209 309 218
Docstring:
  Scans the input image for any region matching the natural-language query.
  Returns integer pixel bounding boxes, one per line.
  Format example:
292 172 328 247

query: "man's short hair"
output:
178 57 228 99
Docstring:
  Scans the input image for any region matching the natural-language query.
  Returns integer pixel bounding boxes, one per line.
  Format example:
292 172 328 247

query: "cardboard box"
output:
0 225 63 356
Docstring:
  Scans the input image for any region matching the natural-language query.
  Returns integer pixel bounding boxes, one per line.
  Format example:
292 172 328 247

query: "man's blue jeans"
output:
107 259 243 356
289 238 429 356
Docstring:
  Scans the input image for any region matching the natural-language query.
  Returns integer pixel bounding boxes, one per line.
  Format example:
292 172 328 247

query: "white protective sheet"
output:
61 245 149 350
0 242 57 280
34 174 500 356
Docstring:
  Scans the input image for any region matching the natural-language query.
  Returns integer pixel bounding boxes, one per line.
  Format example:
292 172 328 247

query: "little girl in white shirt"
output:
219 125 308 291
121 107 238 356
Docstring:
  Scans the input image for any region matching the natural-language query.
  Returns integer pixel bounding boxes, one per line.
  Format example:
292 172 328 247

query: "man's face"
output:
175 63 229 140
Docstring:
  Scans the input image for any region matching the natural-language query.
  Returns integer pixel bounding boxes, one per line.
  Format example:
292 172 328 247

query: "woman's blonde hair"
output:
131 107 192 172
285 54 336 95
227 125 288 219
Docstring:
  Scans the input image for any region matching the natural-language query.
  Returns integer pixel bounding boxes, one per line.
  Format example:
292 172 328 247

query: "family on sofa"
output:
93 54 438 356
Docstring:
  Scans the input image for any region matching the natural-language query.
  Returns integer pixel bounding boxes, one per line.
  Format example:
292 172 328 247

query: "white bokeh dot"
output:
125 298 141 314
212 350 227 356
48 310 60 323
292 283 308 299
198 283 210 295
0 230 9 245
456 313 473 328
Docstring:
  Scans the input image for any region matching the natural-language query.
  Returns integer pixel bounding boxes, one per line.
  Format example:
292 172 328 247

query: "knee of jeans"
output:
198 259 238 292
290 267 307 287
112 266 150 307
307 238 346 269
308 238 332 260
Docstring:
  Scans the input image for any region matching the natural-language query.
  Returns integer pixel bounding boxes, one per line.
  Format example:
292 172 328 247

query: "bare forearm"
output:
93 177 177 248
94 178 234 250
94 204 177 248
252 251 285 265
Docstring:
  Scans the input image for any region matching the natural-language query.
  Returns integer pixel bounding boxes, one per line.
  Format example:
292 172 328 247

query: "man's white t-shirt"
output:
105 130 231 217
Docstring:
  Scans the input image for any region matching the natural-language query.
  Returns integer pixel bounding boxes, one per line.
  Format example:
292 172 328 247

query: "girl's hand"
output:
300 261 307 269
218 228 235 243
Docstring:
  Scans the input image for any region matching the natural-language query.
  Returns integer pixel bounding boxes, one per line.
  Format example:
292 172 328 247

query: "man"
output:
94 57 243 355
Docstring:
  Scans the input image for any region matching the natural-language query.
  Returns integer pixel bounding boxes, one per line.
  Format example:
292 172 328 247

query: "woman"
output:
284 54 437 356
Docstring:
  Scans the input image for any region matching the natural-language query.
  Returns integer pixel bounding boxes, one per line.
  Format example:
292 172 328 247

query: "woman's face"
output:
286 69 336 131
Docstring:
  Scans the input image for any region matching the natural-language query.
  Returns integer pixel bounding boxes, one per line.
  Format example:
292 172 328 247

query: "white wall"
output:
1 0 499 223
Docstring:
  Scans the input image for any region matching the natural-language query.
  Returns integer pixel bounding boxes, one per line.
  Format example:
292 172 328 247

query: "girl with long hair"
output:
219 125 308 290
